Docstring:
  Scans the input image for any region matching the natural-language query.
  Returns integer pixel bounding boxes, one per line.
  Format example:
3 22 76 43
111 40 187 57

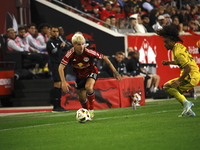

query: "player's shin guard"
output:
87 92 95 110
80 100 89 109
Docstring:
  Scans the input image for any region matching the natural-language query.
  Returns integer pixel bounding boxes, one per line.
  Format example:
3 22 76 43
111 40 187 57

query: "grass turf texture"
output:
0 98 200 150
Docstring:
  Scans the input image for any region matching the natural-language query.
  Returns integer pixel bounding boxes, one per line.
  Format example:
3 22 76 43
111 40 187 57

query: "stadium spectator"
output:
157 6 165 15
58 33 122 119
169 6 179 19
157 25 199 117
141 14 155 32
37 23 51 46
25 23 46 53
126 51 160 97
188 19 198 31
116 17 126 29
152 15 166 31
163 13 171 25
127 14 146 33
188 5 199 21
141 0 158 14
171 16 181 30
7 27 49 74
109 15 118 32
100 51 128 78
178 7 190 23
112 3 125 20
102 17 111 29
99 2 116 21
149 8 159 26
124 0 142 16
181 22 189 32
81 0 96 13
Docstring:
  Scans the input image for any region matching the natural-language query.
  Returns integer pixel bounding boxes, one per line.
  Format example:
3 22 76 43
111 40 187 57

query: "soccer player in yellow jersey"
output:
157 25 200 117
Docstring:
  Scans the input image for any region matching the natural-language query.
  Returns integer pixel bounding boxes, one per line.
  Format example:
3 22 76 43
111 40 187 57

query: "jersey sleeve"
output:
85 48 104 59
60 48 74 66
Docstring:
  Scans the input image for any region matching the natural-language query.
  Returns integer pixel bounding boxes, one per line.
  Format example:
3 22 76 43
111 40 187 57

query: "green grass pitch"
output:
0 97 200 150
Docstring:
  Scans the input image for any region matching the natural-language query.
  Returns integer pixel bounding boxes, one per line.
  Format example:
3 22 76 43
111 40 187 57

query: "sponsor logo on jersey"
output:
83 57 89 62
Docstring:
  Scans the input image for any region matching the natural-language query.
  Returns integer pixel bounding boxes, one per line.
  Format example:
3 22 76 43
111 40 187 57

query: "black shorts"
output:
75 73 98 89
51 63 61 82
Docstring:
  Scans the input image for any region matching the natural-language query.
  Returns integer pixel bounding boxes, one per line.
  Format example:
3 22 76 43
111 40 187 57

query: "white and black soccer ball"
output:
76 108 91 123
133 93 141 102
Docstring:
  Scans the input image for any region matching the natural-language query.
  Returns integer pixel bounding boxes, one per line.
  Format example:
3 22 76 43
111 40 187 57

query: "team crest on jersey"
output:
77 63 85 69
83 57 89 62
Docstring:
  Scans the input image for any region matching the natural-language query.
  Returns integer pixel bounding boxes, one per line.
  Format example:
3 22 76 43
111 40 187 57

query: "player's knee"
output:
163 83 171 91
85 85 93 93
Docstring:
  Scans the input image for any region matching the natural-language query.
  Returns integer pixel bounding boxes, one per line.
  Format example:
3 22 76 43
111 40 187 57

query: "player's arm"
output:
102 56 122 81
171 64 191 88
58 63 71 92
162 60 177 66
7 40 24 52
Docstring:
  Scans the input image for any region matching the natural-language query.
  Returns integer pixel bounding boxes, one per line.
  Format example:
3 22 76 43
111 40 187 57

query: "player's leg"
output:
76 88 88 109
85 73 98 119
85 73 98 111
178 78 200 116
163 78 197 116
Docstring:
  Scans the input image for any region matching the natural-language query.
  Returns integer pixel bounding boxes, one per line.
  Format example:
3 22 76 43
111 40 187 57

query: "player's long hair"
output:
156 25 183 43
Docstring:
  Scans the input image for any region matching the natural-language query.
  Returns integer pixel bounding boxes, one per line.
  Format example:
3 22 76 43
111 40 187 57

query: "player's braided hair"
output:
156 25 183 43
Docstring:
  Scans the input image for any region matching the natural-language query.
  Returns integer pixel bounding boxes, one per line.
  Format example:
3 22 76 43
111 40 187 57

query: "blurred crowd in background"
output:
47 0 200 33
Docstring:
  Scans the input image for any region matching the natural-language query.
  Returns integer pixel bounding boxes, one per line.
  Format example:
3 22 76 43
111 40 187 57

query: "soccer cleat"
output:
186 109 196 117
52 107 69 112
178 109 196 117
181 101 194 116
89 110 94 120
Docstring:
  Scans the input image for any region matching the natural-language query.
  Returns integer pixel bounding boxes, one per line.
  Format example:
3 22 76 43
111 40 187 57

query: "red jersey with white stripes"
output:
61 47 104 79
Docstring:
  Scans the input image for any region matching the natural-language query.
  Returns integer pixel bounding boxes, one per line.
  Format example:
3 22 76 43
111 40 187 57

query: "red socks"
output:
87 92 95 110
81 100 89 109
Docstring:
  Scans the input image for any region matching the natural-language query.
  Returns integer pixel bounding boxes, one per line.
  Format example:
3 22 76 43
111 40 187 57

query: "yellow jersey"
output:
172 42 200 80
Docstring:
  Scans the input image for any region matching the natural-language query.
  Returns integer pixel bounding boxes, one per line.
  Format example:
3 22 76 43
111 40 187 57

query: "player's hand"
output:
113 71 122 81
62 82 71 93
60 42 66 48
162 61 170 66
171 79 180 88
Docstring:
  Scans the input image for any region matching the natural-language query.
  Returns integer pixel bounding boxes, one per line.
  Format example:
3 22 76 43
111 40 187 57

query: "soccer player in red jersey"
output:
58 33 122 119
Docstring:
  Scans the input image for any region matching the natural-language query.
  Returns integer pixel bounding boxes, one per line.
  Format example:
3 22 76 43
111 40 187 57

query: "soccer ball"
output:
76 108 91 123
131 93 141 108
133 93 141 102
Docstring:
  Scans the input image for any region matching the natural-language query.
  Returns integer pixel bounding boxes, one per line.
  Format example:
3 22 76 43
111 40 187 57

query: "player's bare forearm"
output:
58 64 71 92
58 64 66 83
103 56 122 81
162 60 177 65
103 56 116 72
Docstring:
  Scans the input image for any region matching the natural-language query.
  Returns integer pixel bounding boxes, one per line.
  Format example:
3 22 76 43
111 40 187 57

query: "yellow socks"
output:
163 86 186 106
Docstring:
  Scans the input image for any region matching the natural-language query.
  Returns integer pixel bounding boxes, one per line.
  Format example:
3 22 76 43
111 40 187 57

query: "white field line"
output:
0 109 183 132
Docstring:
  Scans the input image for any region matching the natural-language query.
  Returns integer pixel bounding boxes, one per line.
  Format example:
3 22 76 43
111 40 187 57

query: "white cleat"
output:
88 110 94 120
178 109 196 117
181 101 194 116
